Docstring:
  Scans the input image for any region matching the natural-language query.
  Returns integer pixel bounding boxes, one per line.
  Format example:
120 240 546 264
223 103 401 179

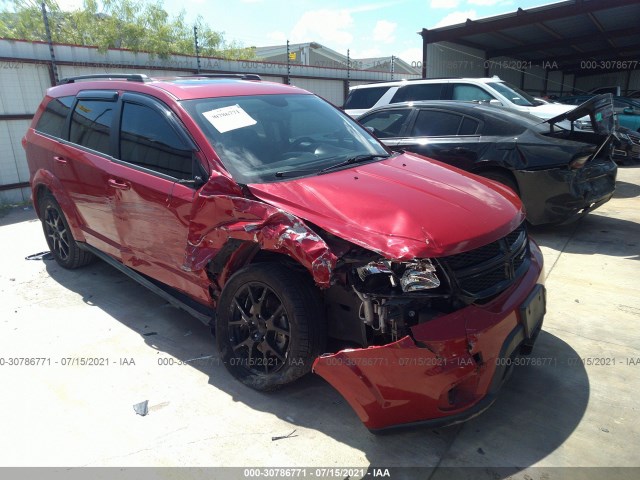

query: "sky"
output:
52 0 558 64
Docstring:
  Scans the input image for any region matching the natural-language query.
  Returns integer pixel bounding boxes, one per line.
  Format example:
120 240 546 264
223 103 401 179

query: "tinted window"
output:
359 109 411 138
392 84 443 103
344 87 391 109
119 102 192 180
460 117 480 135
412 110 462 136
35 96 74 138
70 99 114 154
452 85 494 101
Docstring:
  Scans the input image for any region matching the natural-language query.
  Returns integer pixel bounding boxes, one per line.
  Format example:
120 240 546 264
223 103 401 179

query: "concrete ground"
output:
0 165 639 478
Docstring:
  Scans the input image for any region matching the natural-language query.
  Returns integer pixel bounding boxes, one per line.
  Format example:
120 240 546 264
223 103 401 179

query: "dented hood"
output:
248 153 524 259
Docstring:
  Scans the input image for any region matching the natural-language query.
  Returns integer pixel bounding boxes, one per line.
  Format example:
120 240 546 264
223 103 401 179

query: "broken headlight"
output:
399 260 440 292
356 259 441 293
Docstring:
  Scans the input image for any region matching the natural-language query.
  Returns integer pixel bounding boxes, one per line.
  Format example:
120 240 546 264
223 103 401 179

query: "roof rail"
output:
59 74 149 84
407 77 462 81
180 73 262 81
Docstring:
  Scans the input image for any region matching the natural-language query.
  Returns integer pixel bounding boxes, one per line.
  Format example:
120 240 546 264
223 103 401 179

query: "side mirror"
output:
181 152 208 189
365 126 375 133
623 107 634 115
488 99 503 107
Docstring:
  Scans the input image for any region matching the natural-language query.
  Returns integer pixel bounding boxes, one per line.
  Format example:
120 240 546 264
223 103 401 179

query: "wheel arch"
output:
31 169 86 242
471 165 520 195
206 239 325 304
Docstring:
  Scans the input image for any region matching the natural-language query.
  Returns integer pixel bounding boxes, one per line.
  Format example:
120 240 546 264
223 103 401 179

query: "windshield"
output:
488 82 538 107
183 94 388 183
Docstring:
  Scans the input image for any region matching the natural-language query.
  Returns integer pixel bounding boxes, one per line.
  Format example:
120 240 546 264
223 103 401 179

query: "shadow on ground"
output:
40 255 590 473
530 213 640 261
613 180 640 199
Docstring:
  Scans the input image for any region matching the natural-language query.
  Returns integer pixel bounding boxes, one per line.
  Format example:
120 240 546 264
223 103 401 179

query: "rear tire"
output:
40 193 94 269
216 262 326 391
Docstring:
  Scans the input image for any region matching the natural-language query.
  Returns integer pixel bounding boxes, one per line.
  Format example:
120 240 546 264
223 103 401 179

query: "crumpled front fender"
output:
182 185 337 289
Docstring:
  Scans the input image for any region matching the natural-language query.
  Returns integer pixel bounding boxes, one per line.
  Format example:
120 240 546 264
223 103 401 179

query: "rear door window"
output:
119 102 193 180
411 110 463 136
70 99 115 155
35 96 74 138
391 84 443 103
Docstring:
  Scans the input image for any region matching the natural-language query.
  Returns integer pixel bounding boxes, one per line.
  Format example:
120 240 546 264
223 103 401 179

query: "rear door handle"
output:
53 156 67 164
108 178 130 190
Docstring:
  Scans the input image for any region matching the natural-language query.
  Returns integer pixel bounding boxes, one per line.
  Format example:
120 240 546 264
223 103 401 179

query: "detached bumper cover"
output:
515 158 617 225
313 241 545 431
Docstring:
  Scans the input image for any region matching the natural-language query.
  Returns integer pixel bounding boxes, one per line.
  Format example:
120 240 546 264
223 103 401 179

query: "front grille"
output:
439 223 529 300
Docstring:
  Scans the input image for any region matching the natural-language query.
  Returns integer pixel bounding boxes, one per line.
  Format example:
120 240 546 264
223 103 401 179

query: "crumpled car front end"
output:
312 223 545 431
248 152 546 431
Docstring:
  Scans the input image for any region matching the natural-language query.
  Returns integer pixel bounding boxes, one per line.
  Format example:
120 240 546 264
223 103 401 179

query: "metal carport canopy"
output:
419 0 640 81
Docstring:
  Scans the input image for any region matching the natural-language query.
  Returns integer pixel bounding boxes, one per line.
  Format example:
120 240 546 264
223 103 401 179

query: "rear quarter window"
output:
391 84 443 103
412 110 462 136
35 96 74 138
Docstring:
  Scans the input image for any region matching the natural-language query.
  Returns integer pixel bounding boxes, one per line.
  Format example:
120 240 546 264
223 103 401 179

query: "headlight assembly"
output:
399 259 440 292
356 258 441 293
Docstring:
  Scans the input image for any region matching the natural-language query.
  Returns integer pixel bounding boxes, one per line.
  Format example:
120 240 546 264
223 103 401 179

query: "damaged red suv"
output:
23 73 546 431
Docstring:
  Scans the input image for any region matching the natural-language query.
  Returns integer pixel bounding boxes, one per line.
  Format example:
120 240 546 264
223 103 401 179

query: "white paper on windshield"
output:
202 105 257 133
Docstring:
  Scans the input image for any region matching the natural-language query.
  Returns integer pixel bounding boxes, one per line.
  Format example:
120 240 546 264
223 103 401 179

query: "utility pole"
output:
391 55 395 80
41 2 59 85
347 49 350 89
286 40 291 85
194 26 201 73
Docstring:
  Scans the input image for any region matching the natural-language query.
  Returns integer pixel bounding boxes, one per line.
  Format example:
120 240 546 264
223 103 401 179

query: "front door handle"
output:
53 156 67 164
108 178 130 190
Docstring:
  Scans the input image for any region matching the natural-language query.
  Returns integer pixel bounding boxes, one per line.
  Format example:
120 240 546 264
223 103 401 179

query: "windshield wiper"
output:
274 169 317 178
319 153 392 174
275 153 394 178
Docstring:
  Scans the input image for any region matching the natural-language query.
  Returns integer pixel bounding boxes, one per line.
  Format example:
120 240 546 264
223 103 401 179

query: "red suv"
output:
23 73 546 431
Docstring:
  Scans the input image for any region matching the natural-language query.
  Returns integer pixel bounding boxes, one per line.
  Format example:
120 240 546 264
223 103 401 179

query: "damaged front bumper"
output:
313 240 545 431
515 158 617 225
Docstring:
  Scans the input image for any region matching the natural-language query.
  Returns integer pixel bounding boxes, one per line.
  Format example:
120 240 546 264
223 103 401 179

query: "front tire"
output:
40 193 94 269
216 262 326 391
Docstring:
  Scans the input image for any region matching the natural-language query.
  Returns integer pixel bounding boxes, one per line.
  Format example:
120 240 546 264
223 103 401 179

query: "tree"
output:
0 0 255 60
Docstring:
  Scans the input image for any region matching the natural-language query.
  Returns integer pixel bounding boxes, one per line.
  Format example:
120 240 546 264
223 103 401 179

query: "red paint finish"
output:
249 152 524 260
183 186 337 289
313 241 544 430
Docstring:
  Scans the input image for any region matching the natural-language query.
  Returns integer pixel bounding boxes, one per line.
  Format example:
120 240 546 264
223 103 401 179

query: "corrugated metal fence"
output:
0 38 418 204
